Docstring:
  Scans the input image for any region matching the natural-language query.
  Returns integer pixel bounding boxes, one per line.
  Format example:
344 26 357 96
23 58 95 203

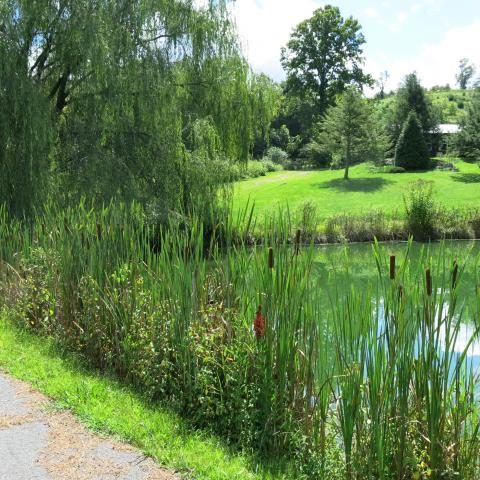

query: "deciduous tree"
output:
281 5 372 119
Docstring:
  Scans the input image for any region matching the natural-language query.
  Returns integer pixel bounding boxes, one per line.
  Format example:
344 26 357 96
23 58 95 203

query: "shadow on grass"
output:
317 177 392 192
451 173 480 184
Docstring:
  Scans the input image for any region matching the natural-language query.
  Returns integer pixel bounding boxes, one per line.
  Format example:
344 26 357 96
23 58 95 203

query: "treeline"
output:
252 6 480 178
0 0 279 218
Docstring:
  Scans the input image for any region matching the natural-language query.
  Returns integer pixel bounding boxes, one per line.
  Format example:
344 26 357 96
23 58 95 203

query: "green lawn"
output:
233 160 480 219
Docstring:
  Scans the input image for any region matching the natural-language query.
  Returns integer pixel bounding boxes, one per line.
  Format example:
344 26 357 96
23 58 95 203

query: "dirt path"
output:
0 372 179 480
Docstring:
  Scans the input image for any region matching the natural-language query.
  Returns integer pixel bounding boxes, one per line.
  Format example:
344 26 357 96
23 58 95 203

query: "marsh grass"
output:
1 202 480 478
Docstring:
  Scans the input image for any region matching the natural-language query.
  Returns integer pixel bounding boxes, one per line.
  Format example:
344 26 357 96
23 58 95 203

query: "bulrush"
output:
452 260 458 290
390 255 396 280
254 305 265 338
295 229 301 255
268 247 274 269
426 268 432 296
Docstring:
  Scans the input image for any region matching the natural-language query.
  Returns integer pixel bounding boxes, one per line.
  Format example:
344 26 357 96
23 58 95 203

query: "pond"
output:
314 239 480 370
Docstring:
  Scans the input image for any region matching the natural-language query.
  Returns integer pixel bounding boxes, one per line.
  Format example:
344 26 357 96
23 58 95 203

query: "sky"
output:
227 0 480 93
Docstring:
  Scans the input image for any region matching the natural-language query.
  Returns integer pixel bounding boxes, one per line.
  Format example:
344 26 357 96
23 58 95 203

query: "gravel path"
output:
0 373 178 480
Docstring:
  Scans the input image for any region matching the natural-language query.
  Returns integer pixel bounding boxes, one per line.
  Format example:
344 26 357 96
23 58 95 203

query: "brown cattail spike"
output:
390 255 396 280
452 260 458 290
268 247 274 269
96 222 102 240
426 268 432 296
295 229 301 255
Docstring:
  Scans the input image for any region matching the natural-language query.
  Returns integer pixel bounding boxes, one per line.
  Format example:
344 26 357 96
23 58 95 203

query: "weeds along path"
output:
0 372 178 480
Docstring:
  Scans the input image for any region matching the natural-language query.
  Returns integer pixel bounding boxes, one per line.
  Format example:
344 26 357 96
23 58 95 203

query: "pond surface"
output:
314 240 480 369
315 239 479 300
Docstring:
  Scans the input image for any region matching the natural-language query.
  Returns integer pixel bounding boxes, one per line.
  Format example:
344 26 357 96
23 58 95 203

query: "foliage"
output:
404 180 436 240
456 58 476 90
456 89 480 161
390 73 440 151
265 147 289 165
281 5 372 117
2 203 480 478
298 141 331 168
0 1 278 218
269 125 291 151
317 88 384 179
395 112 430 170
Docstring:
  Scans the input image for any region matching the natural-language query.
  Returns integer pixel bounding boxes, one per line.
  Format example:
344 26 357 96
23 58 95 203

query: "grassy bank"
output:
1 203 480 478
233 161 480 219
0 315 287 480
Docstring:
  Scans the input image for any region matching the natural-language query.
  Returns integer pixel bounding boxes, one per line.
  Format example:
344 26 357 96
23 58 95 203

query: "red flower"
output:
254 305 265 338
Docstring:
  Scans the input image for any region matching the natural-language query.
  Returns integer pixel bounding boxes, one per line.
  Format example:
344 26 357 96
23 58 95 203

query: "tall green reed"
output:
1 201 480 478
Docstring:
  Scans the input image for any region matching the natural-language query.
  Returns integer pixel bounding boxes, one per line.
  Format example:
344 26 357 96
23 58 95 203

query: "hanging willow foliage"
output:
0 0 280 217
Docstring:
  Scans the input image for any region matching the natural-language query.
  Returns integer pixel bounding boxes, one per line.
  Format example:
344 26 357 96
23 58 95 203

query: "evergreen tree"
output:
392 73 439 152
395 112 430 170
456 89 480 161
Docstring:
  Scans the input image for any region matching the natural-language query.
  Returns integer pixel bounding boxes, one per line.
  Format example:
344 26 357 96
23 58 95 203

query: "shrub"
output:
261 158 283 172
265 146 289 165
298 141 331 168
404 180 436 240
383 166 406 173
395 111 430 170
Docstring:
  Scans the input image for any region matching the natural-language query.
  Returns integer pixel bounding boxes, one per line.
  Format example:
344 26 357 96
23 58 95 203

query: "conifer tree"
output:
395 111 430 170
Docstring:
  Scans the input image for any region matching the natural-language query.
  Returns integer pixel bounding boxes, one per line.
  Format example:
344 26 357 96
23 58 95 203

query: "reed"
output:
1 201 479 478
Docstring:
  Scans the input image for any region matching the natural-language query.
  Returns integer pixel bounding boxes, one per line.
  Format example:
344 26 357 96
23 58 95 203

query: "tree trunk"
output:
344 139 351 180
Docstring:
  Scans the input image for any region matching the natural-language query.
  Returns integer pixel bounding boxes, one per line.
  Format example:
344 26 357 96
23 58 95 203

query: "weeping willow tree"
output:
0 0 280 217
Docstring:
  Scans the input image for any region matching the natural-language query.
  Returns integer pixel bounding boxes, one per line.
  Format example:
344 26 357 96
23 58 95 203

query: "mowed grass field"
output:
233 160 480 219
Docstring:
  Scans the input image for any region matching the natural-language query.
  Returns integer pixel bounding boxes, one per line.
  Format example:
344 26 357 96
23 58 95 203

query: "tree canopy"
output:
0 0 279 217
456 58 476 90
317 87 383 179
281 5 372 119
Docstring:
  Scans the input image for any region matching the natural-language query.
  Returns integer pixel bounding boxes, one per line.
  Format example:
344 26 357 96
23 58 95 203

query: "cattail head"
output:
254 305 265 338
295 229 301 255
268 247 274 269
96 222 102 240
390 255 396 280
452 260 458 290
426 268 432 296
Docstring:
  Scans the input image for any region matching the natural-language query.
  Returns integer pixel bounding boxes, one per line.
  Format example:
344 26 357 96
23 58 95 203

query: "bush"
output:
298 141 331 168
261 158 283 172
383 166 406 173
395 112 430 170
265 146 289 165
404 180 436 240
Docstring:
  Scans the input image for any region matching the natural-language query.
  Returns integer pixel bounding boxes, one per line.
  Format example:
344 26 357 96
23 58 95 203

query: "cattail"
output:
254 305 265 338
295 229 301 255
268 247 274 269
96 222 102 240
426 268 432 296
398 285 404 300
389 255 396 280
452 260 458 290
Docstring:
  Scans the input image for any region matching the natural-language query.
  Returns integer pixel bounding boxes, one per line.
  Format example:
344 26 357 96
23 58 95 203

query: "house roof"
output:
438 124 460 134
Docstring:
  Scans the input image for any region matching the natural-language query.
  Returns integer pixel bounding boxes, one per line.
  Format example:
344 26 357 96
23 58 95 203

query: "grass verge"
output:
0 314 284 480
